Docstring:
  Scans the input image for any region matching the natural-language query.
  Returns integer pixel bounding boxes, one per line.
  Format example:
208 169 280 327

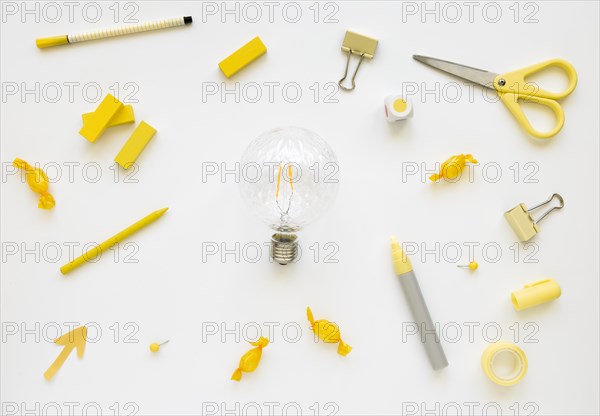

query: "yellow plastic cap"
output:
36 35 69 49
511 278 561 311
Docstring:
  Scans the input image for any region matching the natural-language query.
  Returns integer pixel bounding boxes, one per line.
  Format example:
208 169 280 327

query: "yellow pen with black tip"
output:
391 236 448 370
36 16 192 49
60 208 168 275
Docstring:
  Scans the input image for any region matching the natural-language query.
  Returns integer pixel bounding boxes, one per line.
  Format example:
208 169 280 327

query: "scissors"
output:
413 55 577 139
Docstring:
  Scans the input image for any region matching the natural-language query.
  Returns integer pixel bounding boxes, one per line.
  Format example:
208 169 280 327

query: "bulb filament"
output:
275 163 294 219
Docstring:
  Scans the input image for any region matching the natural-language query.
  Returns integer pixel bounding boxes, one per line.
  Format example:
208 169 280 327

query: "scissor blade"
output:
413 55 498 88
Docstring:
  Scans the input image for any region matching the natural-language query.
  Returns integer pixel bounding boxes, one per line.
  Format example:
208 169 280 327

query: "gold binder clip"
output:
504 193 564 242
338 31 378 91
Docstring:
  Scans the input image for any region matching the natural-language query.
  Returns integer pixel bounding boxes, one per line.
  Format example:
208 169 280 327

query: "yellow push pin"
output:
149 340 169 353
458 261 478 271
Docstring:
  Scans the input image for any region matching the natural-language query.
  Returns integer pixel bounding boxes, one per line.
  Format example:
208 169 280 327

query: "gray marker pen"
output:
391 236 448 370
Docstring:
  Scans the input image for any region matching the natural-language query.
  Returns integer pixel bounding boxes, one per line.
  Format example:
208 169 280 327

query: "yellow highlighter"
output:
60 208 168 275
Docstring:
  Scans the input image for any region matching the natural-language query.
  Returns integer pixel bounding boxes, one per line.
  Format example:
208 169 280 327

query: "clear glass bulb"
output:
239 126 340 264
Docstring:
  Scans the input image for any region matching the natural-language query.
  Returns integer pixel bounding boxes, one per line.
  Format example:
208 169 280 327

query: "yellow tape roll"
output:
481 342 528 386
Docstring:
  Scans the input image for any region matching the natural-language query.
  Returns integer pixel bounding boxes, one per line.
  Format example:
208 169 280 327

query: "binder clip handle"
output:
337 31 378 92
528 193 564 224
338 49 365 91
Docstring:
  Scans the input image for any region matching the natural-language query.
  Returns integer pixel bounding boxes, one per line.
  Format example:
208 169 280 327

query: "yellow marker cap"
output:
114 121 157 169
219 36 267 78
36 35 69 49
511 278 561 311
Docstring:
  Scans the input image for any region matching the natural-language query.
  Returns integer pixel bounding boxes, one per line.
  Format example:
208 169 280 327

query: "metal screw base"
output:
271 233 298 265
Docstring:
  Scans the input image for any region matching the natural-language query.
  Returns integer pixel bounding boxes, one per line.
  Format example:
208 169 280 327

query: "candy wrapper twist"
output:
231 336 269 381
429 154 478 182
13 158 55 209
307 307 352 356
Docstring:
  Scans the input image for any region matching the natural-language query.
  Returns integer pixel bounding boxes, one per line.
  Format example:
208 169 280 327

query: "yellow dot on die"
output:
393 98 407 113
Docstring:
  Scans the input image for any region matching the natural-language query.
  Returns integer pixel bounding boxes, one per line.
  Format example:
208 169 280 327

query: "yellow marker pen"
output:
391 237 448 370
36 16 192 49
60 208 168 275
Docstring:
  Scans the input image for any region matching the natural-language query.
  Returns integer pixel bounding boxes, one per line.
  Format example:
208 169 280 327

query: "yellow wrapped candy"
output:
13 158 55 209
429 154 478 182
307 307 352 356
231 336 269 382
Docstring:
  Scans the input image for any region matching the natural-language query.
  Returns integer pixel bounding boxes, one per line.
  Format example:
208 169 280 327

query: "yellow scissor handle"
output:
493 59 577 100
493 59 576 138
498 92 565 139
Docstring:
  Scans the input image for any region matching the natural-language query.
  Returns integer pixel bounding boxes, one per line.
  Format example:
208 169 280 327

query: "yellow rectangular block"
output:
114 121 156 169
219 36 267 78
82 105 134 127
79 94 123 142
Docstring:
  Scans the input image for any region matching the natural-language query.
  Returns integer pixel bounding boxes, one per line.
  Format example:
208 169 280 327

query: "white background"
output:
1 1 599 415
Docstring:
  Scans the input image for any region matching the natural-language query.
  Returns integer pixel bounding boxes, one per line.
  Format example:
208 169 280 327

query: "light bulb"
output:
239 126 340 265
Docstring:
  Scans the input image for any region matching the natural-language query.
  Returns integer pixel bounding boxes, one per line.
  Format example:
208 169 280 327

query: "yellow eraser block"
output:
79 94 123 142
219 36 267 78
114 121 156 169
82 105 134 127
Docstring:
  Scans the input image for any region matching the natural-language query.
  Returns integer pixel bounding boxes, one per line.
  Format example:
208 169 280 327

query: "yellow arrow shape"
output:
44 326 87 381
